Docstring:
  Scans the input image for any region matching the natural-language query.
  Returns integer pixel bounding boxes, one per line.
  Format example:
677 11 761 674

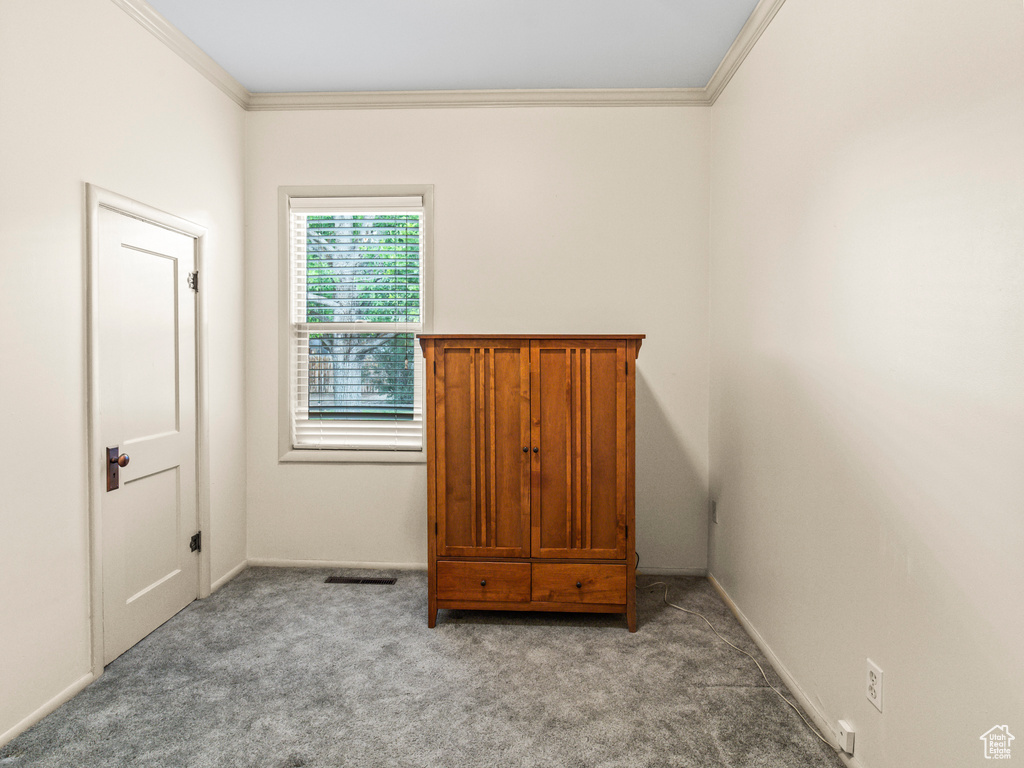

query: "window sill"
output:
279 448 426 465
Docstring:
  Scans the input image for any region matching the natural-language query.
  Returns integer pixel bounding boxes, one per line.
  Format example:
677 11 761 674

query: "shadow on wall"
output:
634 372 708 572
709 351 1024 738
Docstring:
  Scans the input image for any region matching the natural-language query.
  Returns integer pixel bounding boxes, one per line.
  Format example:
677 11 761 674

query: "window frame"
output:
278 185 433 463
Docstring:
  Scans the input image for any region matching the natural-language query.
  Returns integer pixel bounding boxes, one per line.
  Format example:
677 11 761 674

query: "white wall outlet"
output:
837 720 856 754
710 500 718 524
866 659 883 712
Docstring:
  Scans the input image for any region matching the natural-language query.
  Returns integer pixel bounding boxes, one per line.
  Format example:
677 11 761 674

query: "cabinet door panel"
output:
435 342 530 557
588 347 624 552
532 341 626 559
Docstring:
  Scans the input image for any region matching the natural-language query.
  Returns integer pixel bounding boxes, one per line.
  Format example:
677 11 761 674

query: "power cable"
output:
642 581 836 751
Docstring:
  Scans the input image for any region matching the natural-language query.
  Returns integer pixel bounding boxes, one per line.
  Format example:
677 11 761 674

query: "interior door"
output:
98 206 199 665
434 340 531 557
532 340 627 559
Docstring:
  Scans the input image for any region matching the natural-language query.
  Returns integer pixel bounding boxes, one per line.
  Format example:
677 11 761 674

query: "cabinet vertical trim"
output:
564 349 573 550
530 341 542 557
616 344 627 555
573 349 582 550
434 347 448 557
486 351 495 548
469 348 478 548
584 348 593 551
520 343 532 556
424 342 438 627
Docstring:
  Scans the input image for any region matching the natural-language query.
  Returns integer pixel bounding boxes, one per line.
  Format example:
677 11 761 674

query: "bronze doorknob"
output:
110 453 129 467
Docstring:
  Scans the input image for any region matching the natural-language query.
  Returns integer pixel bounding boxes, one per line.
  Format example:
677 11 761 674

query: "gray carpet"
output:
1 569 845 768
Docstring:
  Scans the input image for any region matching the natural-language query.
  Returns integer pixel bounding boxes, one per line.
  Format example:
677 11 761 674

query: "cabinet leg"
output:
627 605 637 633
428 607 437 628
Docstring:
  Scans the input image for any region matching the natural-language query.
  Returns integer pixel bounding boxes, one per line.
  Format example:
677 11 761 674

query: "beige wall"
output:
0 0 247 743
245 107 711 573
708 1 1024 766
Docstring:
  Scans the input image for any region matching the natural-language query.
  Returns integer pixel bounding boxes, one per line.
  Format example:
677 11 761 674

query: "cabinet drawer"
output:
532 563 627 605
436 561 531 603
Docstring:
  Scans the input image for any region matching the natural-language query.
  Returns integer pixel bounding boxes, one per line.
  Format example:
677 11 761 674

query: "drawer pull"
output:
576 581 582 589
481 579 486 586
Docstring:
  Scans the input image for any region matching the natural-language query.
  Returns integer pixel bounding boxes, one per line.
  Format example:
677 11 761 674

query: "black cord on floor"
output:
643 581 836 751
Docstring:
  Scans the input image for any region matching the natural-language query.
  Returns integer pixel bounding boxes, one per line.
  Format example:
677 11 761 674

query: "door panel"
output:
532 341 626 559
98 207 198 664
435 341 530 557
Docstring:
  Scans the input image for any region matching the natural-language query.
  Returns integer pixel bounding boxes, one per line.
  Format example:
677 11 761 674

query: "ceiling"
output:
143 0 763 94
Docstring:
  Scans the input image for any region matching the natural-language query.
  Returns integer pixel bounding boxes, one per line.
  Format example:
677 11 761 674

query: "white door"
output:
97 206 199 665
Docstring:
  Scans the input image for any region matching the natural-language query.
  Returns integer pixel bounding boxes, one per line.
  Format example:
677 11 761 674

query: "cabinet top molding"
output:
417 334 645 354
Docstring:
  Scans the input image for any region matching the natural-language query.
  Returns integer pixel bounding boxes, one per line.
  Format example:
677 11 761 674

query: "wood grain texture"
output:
432 340 530 559
531 563 627 605
436 561 530 602
420 335 641 631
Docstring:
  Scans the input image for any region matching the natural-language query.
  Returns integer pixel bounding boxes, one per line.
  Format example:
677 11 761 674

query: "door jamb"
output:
85 184 212 678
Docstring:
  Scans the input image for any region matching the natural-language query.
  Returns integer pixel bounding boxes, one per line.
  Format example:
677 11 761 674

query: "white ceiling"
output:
143 0 762 94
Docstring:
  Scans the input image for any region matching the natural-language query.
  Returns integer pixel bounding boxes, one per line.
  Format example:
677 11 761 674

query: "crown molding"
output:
705 0 787 104
248 87 709 111
114 0 782 112
110 0 250 109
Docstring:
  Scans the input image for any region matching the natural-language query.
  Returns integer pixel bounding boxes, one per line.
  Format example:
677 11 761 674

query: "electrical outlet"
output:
710 500 718 524
866 659 883 712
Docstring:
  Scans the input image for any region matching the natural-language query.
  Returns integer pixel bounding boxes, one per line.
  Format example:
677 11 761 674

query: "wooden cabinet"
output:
419 335 643 632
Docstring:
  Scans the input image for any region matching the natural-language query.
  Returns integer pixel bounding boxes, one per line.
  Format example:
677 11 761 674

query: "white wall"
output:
708 1 1024 766
0 0 246 743
245 107 711 573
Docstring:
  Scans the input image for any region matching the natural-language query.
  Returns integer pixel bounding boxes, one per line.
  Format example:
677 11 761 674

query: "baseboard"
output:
211 560 248 592
637 567 708 576
247 560 702 576
707 573 857 761
0 672 96 748
247 558 426 571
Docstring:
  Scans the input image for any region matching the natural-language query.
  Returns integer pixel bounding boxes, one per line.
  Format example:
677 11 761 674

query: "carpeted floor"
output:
1 569 845 768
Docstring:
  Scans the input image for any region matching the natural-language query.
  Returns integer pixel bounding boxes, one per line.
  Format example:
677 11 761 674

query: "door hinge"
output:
190 531 202 553
187 271 198 292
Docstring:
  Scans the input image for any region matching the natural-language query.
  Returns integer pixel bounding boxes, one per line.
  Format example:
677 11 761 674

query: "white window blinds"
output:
289 196 424 450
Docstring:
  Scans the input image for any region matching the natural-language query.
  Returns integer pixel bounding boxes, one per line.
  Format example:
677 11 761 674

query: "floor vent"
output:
324 576 397 585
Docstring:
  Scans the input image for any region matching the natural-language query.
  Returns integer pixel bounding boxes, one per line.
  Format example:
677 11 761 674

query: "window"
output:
282 187 432 458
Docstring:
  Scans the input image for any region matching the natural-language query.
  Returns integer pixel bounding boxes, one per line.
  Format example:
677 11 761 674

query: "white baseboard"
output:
248 560 703 576
210 560 248 592
708 573 866 765
637 567 708 576
0 672 95 748
247 558 426 571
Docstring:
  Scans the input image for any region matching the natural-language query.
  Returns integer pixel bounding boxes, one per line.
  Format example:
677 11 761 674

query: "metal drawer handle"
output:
481 579 486 587
576 581 582 589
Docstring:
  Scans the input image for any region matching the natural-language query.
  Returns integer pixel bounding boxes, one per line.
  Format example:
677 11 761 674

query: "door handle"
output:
106 447 129 491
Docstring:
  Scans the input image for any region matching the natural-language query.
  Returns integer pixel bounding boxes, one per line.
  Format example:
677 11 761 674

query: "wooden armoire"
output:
418 335 643 632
